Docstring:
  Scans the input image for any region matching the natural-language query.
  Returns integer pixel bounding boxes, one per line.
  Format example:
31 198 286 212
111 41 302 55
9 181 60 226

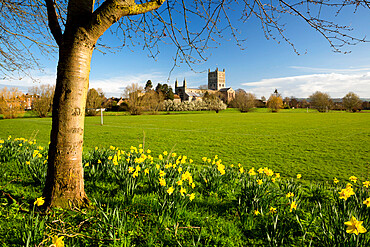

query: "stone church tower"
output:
208 68 225 90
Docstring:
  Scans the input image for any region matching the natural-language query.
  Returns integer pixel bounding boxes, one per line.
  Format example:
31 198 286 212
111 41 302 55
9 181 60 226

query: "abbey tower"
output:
208 68 225 90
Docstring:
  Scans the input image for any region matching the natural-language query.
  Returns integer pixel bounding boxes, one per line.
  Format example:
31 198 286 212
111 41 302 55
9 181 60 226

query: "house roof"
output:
219 87 233 92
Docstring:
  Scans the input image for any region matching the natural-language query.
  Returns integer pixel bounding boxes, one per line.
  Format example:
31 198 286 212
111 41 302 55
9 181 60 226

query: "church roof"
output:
218 87 233 92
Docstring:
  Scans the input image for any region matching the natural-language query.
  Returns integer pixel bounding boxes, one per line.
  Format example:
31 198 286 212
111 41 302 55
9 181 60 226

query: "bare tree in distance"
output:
342 92 362 112
309 91 332 112
231 89 257 112
86 88 105 116
0 87 26 119
124 83 144 115
29 84 55 117
2 0 369 208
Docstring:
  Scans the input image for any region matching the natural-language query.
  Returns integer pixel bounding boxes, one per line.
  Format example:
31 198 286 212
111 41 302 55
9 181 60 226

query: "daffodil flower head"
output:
344 216 367 235
363 181 370 188
51 235 65 247
363 197 370 207
189 193 195 201
167 186 174 195
290 201 297 212
349 176 358 183
34 197 45 206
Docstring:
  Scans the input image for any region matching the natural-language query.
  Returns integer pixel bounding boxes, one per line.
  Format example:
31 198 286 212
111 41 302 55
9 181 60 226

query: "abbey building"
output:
174 68 235 103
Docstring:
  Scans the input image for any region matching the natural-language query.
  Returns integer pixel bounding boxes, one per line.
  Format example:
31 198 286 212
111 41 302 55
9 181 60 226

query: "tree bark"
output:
42 0 165 209
43 28 95 208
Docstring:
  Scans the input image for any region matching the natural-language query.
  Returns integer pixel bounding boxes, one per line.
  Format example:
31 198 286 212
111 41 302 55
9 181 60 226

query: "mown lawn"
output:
0 110 369 181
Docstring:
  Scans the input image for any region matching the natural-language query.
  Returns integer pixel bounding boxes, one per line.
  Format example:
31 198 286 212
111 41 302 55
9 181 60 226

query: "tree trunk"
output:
43 29 95 208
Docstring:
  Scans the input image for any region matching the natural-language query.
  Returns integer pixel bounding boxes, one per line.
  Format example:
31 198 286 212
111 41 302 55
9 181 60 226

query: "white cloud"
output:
289 66 370 73
242 72 370 98
90 72 168 97
0 71 171 98
0 70 57 93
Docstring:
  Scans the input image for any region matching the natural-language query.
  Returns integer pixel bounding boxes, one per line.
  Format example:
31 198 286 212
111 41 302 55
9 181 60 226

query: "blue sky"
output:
2 2 370 99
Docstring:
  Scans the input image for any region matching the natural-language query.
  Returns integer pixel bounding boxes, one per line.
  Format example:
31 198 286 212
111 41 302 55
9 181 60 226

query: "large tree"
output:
342 92 362 112
1 0 369 208
309 91 332 112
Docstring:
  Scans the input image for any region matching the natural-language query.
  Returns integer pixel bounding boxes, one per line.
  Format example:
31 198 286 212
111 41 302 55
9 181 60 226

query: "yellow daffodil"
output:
290 201 297 212
26 161 30 165
158 154 163 160
333 178 339 184
297 174 302 179
156 164 160 170
34 197 45 206
275 173 280 178
271 178 276 183
254 210 260 216
189 193 195 201
167 186 174 195
159 170 166 177
344 216 367 235
189 159 193 164
176 180 183 186
132 171 139 178
363 198 370 207
202 157 207 162
349 176 358 183
264 168 274 176
257 179 263 185
257 168 264 174
239 167 244 173
269 206 277 214
180 187 186 196
178 167 183 173
159 178 166 187
163 151 168 156
286 192 294 198
363 181 370 188
338 184 355 200
248 168 256 176
144 168 149 175
51 235 65 247
128 166 135 173
191 183 195 189
172 153 177 158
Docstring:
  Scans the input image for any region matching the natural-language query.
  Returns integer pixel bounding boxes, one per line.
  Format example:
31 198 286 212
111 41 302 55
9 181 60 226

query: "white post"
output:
100 108 103 125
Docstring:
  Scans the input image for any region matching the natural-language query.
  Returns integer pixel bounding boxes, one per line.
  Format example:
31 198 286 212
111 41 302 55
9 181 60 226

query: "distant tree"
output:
198 85 208 90
309 91 332 112
156 83 174 100
290 97 299 108
267 94 283 112
203 95 227 113
0 87 25 119
261 96 266 102
231 90 256 112
145 80 153 92
342 92 362 112
125 83 144 115
86 88 105 116
142 90 164 113
283 97 290 109
29 84 55 118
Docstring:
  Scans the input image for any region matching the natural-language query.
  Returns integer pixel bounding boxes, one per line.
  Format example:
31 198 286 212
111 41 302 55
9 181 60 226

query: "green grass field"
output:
1 109 369 181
